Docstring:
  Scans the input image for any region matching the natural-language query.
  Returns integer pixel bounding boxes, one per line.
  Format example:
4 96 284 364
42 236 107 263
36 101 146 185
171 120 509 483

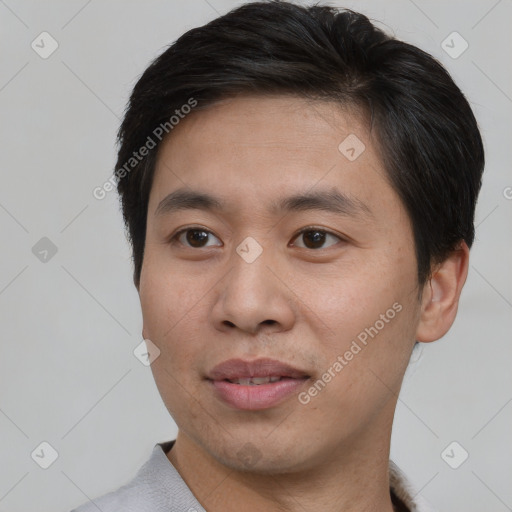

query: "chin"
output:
207 435 313 475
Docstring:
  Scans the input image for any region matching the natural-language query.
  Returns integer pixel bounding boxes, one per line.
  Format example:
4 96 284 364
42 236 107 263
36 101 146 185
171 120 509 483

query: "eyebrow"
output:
154 187 372 219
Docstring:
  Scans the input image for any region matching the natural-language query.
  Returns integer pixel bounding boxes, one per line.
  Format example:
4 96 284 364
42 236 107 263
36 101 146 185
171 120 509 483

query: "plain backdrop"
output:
1 1 511 511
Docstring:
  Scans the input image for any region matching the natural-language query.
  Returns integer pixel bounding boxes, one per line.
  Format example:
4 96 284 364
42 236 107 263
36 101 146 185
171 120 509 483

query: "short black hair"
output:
115 0 484 289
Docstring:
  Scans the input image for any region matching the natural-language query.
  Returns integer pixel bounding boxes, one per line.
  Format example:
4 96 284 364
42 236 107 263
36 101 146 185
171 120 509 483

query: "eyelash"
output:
169 226 345 250
290 227 345 249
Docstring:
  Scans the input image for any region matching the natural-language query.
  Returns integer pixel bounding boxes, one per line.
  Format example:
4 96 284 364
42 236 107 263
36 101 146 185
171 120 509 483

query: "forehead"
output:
156 94 368 166
149 94 394 217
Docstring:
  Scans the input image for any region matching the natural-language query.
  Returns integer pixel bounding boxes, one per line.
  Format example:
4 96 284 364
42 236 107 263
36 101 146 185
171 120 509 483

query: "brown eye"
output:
292 229 342 249
174 228 222 248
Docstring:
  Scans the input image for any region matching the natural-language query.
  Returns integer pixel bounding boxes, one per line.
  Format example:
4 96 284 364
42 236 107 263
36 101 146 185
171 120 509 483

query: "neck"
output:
167 415 397 512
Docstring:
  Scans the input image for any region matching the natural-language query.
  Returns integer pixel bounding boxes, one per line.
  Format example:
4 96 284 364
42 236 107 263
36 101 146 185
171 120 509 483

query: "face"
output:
139 94 423 473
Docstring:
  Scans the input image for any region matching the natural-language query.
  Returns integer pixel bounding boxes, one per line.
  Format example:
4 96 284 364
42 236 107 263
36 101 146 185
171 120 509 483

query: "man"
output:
73 1 484 510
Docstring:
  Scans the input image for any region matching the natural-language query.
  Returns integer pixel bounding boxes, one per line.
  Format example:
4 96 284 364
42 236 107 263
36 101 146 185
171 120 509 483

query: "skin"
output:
138 94 469 511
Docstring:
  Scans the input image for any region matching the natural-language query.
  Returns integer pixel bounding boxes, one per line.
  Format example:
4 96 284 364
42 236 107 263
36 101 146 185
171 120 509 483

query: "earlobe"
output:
415 241 470 343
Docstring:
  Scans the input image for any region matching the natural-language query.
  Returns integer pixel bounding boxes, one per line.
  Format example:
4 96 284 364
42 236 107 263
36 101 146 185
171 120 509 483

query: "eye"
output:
291 228 343 250
171 227 222 248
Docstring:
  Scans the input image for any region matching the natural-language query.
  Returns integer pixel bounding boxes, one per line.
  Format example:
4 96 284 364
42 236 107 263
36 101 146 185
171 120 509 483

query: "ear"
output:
415 241 470 343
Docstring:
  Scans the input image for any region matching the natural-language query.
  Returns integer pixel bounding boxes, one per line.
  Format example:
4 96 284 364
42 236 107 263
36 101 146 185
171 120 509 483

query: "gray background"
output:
0 1 511 511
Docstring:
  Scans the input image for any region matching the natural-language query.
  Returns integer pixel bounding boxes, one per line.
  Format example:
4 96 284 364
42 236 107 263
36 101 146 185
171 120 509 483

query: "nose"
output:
210 245 296 336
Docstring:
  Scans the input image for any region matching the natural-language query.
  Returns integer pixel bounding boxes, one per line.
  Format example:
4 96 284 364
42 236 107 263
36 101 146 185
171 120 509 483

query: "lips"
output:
207 357 309 381
206 358 310 410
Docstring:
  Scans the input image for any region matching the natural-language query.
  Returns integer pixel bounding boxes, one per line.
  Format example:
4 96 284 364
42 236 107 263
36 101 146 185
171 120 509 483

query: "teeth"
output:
230 376 283 385
251 377 272 385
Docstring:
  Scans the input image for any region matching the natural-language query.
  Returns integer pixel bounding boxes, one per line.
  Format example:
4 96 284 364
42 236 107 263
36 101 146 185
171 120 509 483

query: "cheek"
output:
288 250 420 415
139 258 207 361
139 264 209 418
286 254 415 346
295 281 419 436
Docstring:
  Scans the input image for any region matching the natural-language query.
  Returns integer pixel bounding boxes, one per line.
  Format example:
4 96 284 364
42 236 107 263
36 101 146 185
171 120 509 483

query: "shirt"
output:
70 440 438 512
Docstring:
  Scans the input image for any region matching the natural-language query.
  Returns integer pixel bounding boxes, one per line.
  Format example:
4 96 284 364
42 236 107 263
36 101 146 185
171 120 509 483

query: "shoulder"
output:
70 480 153 512
389 460 439 512
70 440 205 512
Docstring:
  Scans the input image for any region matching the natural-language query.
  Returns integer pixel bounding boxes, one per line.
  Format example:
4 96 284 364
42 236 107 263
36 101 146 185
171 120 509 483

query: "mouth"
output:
223 376 290 385
206 358 311 410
